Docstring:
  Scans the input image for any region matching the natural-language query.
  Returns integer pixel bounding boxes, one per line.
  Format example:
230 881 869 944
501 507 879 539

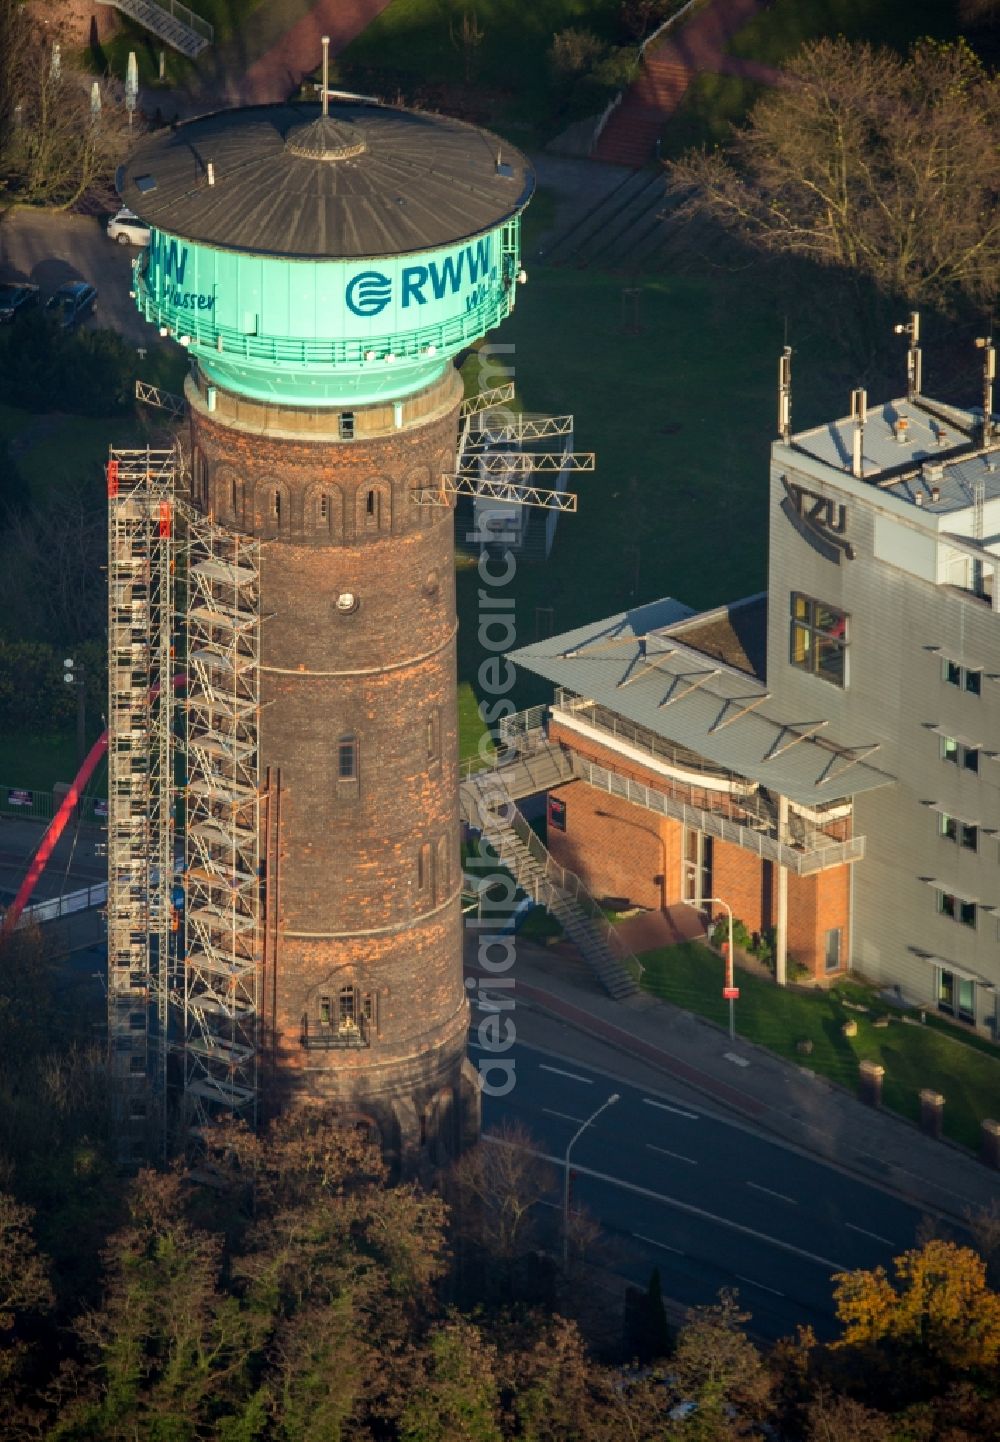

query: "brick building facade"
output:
187 366 479 1166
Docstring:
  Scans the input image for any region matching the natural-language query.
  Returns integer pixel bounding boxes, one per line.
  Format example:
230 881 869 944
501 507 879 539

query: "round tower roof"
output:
119 102 533 260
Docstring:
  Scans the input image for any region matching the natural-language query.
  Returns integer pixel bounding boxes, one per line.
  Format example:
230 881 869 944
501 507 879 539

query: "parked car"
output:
0 282 39 324
45 281 98 330
106 207 150 246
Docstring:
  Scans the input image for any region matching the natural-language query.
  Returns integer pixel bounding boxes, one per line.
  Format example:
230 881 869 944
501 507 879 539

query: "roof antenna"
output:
850 387 867 479
321 34 330 117
778 345 792 444
975 333 995 448
893 311 921 401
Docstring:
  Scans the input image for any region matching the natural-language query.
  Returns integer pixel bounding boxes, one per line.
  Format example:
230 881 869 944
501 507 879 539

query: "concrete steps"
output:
544 169 654 266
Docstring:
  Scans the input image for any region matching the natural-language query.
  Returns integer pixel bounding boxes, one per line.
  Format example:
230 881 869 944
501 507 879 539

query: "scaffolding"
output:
181 511 262 1133
106 447 176 1166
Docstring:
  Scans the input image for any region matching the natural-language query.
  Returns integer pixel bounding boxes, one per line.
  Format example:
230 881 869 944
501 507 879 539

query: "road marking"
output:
643 1097 698 1120
724 1052 750 1067
736 1274 785 1297
542 1107 586 1125
845 1222 895 1246
647 1144 698 1166
539 1063 594 1085
481 1136 849 1272
746 1181 797 1205
633 1232 685 1255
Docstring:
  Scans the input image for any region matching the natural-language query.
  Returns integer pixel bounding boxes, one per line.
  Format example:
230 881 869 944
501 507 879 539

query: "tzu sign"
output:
781 476 855 562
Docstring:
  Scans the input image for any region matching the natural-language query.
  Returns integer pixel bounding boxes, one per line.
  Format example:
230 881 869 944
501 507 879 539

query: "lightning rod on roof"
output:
850 387 867 479
321 35 330 117
778 345 792 444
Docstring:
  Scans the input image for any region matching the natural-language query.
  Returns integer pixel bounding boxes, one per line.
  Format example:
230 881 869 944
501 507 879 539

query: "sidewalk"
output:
467 937 1000 1225
593 0 784 167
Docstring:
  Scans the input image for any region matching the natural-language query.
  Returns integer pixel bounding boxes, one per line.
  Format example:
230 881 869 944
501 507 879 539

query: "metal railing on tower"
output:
106 447 176 1166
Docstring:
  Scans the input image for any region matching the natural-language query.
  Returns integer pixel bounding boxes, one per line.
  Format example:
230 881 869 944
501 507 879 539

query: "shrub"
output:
0 311 133 416
550 28 607 78
710 915 753 951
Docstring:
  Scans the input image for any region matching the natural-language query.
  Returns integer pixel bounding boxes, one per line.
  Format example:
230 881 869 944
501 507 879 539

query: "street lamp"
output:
692 895 739 1041
562 1091 619 1266
63 657 86 773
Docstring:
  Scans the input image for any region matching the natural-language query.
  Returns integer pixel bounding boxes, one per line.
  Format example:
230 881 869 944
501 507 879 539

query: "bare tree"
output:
449 1120 556 1264
669 38 1000 307
0 4 142 211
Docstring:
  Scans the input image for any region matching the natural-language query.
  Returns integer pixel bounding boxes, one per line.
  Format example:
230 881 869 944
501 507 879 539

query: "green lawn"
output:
0 733 101 796
339 0 630 145
728 0 961 65
454 247 871 716
662 0 963 157
640 942 1000 1151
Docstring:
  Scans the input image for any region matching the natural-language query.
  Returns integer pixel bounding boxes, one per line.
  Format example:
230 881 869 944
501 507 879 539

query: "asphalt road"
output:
0 208 158 349
473 1011 951 1342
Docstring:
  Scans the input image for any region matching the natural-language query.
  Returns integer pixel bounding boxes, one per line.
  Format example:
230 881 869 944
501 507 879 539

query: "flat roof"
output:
787 395 1000 521
512 599 896 807
119 103 533 259
666 594 767 681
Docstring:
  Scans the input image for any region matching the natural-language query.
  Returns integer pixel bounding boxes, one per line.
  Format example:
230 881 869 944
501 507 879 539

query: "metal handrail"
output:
573 757 864 875
480 796 644 984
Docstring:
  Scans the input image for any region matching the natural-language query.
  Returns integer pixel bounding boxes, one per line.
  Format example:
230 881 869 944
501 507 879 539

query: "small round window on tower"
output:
335 592 359 614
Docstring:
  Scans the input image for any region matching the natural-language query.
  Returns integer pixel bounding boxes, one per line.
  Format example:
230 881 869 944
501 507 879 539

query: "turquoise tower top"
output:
120 102 533 406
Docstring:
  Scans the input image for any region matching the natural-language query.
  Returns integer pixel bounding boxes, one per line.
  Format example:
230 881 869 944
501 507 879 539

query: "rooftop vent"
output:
284 116 366 162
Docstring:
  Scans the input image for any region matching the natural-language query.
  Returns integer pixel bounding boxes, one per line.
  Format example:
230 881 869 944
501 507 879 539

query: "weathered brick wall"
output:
788 864 851 979
545 778 681 910
188 368 478 1164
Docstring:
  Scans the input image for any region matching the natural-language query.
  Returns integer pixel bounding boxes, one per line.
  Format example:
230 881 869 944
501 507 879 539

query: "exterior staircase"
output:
99 0 213 57
593 57 691 167
461 738 642 1001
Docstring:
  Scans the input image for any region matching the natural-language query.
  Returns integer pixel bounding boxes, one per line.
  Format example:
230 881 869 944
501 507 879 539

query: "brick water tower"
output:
115 79 534 1168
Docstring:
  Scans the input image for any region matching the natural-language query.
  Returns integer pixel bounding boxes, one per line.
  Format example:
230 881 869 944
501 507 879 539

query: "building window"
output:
427 708 441 762
418 842 432 893
337 735 358 782
938 968 975 1023
365 489 378 526
943 659 982 695
936 890 976 928
319 493 329 522
789 593 847 686
339 411 355 440
940 735 980 773
437 834 449 896
273 489 282 522
319 994 331 1026
548 794 567 832
824 927 842 972
938 813 978 851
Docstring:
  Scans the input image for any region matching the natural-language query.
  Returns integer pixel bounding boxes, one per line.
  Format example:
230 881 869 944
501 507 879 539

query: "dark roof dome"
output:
118 102 533 260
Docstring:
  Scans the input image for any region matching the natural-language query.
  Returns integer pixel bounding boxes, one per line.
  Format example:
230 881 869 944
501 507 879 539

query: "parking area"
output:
0 208 158 349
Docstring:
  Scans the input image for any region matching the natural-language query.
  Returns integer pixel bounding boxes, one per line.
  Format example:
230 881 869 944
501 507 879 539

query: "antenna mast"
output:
975 334 995 448
850 387 867 479
778 346 792 444
321 34 330 117
894 311 921 401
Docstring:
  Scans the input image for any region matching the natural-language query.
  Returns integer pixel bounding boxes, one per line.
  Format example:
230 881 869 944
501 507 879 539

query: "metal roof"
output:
119 103 533 260
512 599 897 807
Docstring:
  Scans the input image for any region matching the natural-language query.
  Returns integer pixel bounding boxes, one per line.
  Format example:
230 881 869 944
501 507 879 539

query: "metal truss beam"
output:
460 382 516 417
459 449 595 474
413 474 578 512
135 380 186 418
